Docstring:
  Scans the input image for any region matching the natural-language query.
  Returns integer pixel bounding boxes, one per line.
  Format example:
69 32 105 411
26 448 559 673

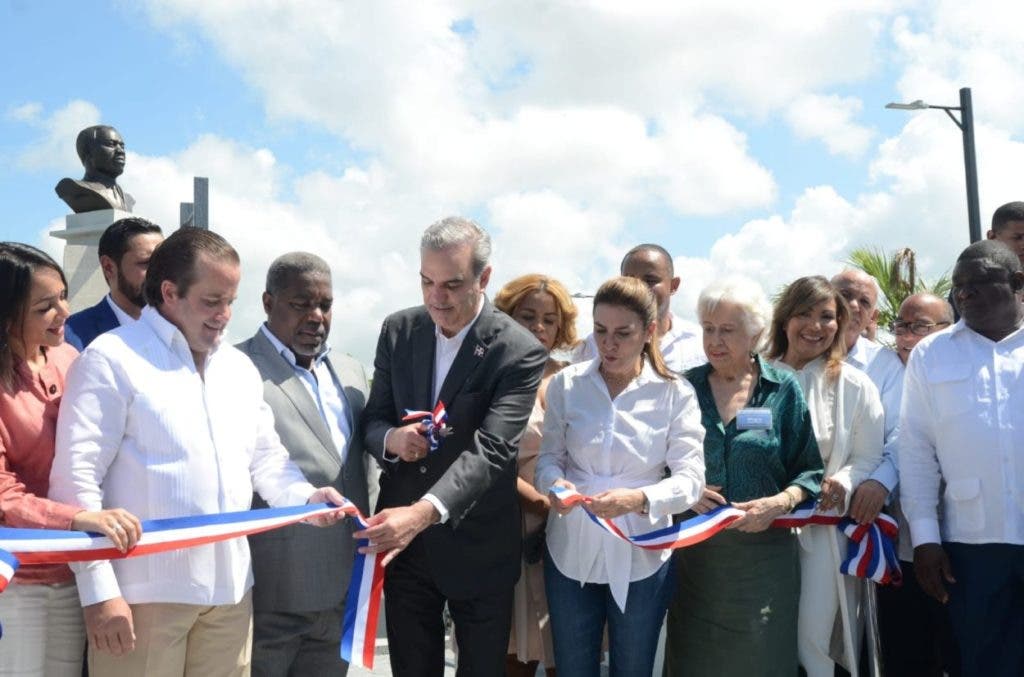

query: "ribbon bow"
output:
401 401 451 453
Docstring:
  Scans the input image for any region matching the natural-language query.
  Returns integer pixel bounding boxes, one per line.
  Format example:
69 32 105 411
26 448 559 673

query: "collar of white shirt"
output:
105 293 137 327
141 305 221 371
583 351 661 390
948 317 1024 343
434 295 486 346
846 335 880 369
259 323 330 369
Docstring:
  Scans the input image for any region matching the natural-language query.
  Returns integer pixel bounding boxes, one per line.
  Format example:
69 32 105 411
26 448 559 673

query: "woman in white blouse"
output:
535 275 705 677
766 275 885 677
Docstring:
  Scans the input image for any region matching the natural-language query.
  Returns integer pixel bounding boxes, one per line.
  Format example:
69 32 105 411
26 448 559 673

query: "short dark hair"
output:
75 125 117 165
0 242 67 391
98 217 163 264
620 243 674 277
956 239 1023 274
144 228 239 308
991 201 1024 233
265 252 331 295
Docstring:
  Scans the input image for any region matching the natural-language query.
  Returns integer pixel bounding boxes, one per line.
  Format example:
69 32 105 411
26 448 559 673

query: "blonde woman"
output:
494 274 580 677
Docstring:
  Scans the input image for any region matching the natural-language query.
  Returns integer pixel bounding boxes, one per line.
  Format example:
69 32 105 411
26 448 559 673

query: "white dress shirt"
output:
104 294 135 327
846 337 904 490
574 311 706 374
260 325 352 462
383 297 486 523
899 320 1024 547
535 358 705 611
51 306 316 607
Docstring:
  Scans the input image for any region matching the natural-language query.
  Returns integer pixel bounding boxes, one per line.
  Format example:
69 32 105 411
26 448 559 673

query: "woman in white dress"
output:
766 275 885 677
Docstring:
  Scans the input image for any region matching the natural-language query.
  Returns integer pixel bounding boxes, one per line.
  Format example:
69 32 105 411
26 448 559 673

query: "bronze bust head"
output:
55 125 136 213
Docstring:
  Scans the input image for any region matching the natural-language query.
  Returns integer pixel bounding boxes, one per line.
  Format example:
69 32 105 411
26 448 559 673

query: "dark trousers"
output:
876 558 959 677
945 542 1024 677
252 607 348 677
384 540 513 677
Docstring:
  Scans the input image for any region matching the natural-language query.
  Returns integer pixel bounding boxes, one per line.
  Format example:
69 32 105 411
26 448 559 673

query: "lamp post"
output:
886 87 981 243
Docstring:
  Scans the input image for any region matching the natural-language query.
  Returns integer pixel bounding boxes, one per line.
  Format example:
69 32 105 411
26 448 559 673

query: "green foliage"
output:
846 247 951 331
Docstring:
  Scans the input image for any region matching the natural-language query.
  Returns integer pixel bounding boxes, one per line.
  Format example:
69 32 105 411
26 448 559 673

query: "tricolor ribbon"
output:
0 500 385 669
551 487 902 585
401 401 450 452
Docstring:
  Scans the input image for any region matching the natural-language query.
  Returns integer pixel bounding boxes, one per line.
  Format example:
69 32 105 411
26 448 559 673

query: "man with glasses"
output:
877 293 959 676
890 294 955 366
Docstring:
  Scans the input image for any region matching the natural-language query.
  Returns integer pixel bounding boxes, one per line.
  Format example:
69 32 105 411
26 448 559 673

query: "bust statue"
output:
55 125 135 213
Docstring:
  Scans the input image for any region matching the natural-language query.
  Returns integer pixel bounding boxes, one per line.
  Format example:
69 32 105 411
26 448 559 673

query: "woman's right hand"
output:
549 479 580 516
692 484 727 514
72 508 143 553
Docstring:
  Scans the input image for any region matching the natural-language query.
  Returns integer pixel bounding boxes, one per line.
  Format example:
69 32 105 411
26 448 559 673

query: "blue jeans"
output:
544 554 674 677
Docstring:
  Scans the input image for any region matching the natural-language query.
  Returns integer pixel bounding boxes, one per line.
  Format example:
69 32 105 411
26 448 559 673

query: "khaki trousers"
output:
89 589 253 677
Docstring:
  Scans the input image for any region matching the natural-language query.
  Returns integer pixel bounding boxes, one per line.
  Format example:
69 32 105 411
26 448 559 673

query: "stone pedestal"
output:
50 209 130 312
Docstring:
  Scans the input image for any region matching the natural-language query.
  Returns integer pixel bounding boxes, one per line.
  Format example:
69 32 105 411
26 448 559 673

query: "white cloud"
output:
14 100 101 172
786 94 875 158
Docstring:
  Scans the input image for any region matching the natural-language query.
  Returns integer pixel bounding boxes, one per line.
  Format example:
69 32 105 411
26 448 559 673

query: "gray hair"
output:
696 276 772 352
420 216 492 277
265 251 331 294
832 268 886 310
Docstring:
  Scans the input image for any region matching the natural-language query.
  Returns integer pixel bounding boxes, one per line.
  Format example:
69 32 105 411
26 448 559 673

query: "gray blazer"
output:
237 328 370 614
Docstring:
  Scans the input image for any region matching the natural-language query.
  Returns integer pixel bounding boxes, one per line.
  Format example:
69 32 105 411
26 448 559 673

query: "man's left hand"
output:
354 500 439 566
304 487 348 526
849 480 889 524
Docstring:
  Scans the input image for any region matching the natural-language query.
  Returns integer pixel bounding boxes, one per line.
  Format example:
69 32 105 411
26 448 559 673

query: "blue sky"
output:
3 1 1022 360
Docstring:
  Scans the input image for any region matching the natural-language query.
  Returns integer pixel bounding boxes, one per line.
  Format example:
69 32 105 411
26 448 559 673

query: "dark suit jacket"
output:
363 300 547 599
65 298 119 351
237 329 370 614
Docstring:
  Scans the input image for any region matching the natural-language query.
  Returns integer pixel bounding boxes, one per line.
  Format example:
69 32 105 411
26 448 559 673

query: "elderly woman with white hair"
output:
663 277 823 677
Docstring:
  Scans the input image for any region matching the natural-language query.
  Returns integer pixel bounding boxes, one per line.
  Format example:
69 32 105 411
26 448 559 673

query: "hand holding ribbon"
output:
400 401 451 454
550 486 902 585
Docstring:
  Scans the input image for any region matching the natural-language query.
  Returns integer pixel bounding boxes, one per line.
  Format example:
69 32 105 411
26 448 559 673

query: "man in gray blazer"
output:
237 252 371 676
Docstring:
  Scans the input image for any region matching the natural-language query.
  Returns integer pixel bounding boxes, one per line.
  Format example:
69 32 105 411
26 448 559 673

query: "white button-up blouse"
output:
535 358 705 611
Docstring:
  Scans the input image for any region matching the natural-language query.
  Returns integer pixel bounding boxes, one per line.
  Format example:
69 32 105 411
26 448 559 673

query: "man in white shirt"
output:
50 228 346 677
65 217 164 350
575 244 705 373
899 240 1024 677
832 269 904 523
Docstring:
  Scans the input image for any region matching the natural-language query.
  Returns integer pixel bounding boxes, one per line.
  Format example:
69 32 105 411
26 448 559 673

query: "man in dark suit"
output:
358 217 547 677
65 217 163 350
236 252 371 676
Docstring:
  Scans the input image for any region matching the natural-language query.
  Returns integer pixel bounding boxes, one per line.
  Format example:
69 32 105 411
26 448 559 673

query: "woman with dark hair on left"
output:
0 242 141 676
494 273 580 677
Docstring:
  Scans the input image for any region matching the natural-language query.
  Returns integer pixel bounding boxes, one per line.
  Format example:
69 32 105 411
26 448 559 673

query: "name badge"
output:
736 407 773 431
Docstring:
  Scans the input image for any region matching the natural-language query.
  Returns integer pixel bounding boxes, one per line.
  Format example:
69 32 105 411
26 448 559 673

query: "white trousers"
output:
0 581 85 677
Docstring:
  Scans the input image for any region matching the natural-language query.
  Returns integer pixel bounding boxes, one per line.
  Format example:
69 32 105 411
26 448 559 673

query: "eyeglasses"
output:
888 320 951 336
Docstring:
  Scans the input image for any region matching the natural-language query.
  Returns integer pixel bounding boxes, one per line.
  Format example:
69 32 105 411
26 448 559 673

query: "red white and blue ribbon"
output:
401 401 450 453
0 500 386 669
551 487 902 585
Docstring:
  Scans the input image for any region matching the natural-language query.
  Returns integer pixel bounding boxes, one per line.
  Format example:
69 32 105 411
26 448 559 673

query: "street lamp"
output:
886 87 981 243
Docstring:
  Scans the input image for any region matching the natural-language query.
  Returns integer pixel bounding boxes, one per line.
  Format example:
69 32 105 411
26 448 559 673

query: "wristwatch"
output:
639 493 650 515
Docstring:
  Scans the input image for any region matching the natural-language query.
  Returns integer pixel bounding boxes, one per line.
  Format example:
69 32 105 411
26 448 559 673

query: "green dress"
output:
664 357 823 677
